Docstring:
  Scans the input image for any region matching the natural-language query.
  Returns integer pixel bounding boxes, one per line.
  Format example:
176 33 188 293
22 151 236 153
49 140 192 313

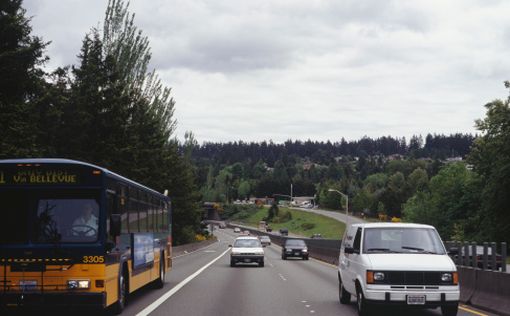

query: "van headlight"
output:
67 280 90 289
441 273 453 282
373 272 385 281
302 248 308 253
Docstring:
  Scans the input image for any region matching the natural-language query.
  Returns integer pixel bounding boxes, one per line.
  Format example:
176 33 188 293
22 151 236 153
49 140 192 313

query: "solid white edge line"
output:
136 247 231 316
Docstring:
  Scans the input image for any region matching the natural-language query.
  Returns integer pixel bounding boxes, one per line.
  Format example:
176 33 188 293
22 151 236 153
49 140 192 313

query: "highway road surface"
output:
9 228 496 316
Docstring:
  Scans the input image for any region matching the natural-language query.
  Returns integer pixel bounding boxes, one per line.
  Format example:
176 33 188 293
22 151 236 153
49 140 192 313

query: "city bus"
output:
0 159 171 313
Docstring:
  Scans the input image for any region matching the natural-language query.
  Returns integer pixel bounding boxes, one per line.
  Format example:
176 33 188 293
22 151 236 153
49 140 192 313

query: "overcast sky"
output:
24 0 510 143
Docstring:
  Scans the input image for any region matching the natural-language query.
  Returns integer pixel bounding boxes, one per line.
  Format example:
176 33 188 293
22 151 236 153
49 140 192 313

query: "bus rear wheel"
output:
153 255 165 289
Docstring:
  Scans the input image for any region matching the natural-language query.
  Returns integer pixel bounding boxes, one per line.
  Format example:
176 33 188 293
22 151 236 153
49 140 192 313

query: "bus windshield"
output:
0 189 100 244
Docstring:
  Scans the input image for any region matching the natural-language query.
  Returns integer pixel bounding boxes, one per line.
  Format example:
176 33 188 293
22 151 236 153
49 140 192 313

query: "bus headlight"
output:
67 280 90 289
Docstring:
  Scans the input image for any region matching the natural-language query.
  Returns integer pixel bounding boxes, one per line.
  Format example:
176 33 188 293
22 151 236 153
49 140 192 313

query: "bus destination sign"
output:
0 169 79 185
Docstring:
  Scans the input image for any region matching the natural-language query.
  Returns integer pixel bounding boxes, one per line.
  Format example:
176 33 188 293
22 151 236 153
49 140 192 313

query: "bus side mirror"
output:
110 214 121 237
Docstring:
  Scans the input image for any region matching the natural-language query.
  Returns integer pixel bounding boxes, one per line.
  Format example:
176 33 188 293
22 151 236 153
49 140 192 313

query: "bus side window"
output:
106 192 117 240
148 198 154 232
128 188 139 232
120 186 128 234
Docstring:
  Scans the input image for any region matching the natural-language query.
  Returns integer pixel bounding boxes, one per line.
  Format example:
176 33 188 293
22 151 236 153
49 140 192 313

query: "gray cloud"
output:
23 0 510 143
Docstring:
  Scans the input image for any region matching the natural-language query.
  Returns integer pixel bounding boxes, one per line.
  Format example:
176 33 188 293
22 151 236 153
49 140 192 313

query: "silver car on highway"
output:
230 236 265 267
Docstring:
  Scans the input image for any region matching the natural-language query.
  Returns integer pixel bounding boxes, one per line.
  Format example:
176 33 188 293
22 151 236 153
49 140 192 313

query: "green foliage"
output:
469 93 510 242
0 0 49 158
267 204 279 221
301 222 315 230
352 189 373 214
223 204 259 219
272 208 292 223
403 163 482 240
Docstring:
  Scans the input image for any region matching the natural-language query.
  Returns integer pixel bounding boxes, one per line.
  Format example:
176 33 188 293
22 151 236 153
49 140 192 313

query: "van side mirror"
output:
110 214 121 237
448 247 459 256
345 247 360 254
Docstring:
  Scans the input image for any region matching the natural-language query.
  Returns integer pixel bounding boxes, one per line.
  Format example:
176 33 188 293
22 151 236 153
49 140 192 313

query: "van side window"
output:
353 228 362 252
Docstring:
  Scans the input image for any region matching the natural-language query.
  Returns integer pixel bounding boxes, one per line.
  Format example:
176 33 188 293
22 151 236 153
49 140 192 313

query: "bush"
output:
195 234 207 241
175 225 196 245
231 210 251 220
301 222 315 230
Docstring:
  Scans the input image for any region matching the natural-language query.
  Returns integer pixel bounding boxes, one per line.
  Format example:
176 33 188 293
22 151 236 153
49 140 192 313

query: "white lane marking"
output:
172 239 221 259
269 263 274 267
310 310 315 314
278 273 287 281
305 305 311 308
137 247 231 316
203 250 216 253
301 300 307 303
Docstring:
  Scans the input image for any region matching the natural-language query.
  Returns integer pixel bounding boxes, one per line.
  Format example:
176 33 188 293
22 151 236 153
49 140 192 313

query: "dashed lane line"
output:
136 247 231 316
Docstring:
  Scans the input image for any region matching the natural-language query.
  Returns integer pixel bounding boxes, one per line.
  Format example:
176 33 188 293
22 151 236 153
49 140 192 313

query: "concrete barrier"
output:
457 266 476 303
469 269 510 316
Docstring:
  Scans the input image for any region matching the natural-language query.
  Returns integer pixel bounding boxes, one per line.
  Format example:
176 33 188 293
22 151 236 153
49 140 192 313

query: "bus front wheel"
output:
112 267 128 314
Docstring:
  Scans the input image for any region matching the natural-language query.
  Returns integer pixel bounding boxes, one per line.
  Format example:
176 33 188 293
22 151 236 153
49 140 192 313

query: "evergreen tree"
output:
0 0 48 157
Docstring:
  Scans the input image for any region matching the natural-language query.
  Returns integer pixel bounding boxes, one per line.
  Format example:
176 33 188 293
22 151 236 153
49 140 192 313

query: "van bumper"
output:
364 286 460 307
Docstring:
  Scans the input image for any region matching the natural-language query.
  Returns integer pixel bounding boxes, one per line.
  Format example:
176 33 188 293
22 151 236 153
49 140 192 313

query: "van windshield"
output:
363 228 446 255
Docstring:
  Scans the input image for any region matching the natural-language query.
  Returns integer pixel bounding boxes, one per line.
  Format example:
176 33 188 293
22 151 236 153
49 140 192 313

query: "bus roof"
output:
0 158 169 200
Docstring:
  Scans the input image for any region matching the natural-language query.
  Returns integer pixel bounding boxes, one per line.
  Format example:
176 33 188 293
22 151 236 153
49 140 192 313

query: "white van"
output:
338 223 459 316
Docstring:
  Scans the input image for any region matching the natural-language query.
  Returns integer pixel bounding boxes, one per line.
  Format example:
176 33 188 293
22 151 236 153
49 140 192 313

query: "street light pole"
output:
328 189 349 226
290 183 293 205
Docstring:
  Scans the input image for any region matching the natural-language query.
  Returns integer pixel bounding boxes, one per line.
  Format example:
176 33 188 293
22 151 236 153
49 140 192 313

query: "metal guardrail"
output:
445 241 507 272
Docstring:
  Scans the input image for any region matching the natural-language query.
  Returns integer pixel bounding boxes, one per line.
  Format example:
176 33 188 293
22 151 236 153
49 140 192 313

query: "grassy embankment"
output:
233 206 345 239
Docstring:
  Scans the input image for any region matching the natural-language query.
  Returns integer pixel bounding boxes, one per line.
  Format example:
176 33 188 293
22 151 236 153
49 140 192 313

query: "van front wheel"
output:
356 288 371 316
338 279 351 304
441 304 458 316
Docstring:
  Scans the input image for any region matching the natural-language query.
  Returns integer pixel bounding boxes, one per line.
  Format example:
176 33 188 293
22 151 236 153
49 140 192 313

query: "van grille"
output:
384 271 443 285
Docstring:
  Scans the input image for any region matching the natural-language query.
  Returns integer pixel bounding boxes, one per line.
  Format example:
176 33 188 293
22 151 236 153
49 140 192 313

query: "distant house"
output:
388 154 403 161
445 157 463 163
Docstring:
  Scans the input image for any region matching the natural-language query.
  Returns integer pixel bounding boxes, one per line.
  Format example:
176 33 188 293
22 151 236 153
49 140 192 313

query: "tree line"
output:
190 125 508 243
190 133 475 166
0 0 201 245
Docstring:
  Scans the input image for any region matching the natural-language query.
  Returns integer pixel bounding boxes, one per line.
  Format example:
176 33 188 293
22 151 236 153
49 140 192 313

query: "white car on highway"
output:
338 223 459 316
230 236 265 267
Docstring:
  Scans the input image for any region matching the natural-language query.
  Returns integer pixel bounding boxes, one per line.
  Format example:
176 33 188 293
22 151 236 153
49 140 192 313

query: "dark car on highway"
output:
282 239 309 260
279 228 288 236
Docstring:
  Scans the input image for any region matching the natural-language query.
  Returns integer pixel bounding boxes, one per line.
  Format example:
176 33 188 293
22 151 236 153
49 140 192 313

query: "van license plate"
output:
407 295 426 305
